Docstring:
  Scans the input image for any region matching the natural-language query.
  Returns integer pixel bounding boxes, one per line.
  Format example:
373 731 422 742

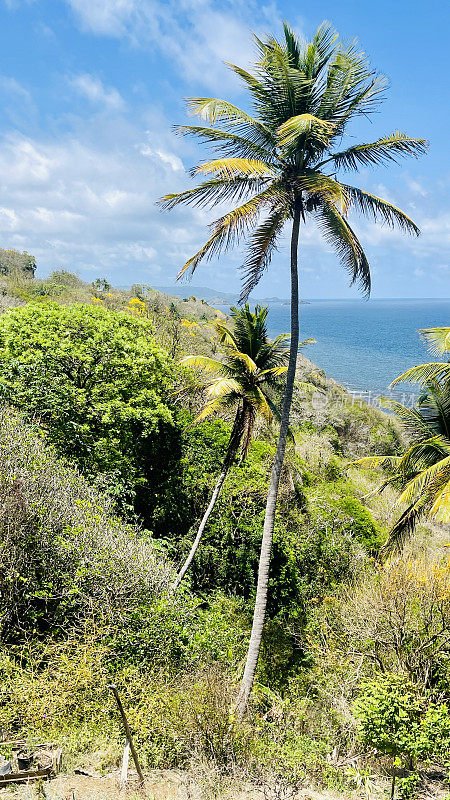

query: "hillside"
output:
0 269 448 800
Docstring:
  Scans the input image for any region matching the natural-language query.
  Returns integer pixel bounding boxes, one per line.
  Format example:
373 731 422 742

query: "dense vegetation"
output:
0 261 448 799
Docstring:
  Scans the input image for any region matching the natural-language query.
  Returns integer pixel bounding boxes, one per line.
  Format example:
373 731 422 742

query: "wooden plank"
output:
120 739 130 788
0 767 52 785
107 684 144 786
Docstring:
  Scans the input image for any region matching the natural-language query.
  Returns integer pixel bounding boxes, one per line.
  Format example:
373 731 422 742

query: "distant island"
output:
153 285 310 305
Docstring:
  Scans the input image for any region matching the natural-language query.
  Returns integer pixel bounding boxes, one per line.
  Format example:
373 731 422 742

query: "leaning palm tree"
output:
174 304 293 590
355 327 450 551
160 22 426 714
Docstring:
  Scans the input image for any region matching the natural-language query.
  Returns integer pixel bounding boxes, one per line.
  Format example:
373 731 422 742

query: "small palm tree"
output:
355 327 450 551
160 22 426 713
174 304 295 590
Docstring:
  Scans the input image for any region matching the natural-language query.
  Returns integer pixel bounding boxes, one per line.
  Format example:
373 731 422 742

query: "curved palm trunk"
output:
235 201 301 717
173 407 244 591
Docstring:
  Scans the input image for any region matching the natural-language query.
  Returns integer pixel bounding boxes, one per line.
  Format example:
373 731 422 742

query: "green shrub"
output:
338 495 384 551
354 674 450 767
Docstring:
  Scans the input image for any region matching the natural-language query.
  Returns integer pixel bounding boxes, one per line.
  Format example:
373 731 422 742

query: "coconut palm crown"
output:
184 304 293 456
356 328 450 552
173 304 297 590
160 22 427 300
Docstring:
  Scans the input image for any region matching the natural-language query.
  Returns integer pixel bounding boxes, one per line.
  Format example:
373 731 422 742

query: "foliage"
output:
0 407 173 639
183 441 367 627
0 303 176 519
354 674 450 766
0 268 443 791
0 248 36 277
182 304 291 445
0 629 335 785
334 556 450 690
355 326 450 551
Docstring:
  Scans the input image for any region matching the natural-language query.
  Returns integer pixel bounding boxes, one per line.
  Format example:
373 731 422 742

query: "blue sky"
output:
0 0 448 298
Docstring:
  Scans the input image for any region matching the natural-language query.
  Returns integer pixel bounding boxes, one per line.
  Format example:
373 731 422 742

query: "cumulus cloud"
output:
0 114 214 284
69 73 125 110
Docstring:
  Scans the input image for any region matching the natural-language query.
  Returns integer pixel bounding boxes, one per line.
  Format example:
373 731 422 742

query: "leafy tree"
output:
354 675 450 798
91 277 111 293
0 304 175 518
160 21 426 713
174 304 291 589
0 248 36 277
355 327 450 551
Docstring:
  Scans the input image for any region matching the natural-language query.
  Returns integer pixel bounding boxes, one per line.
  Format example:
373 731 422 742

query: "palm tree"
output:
174 304 293 590
160 22 426 714
356 327 450 551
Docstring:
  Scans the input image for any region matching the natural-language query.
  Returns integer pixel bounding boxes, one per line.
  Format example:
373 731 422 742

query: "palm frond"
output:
300 173 349 212
378 397 437 440
351 455 402 470
397 454 450 508
176 187 279 279
206 377 241 399
260 365 288 376
194 158 275 180
244 386 274 424
327 132 428 171
319 42 387 125
397 434 450 476
240 207 289 302
176 125 272 160
391 362 450 386
230 351 259 374
420 327 450 356
195 398 223 422
343 185 420 235
315 201 371 294
180 355 227 373
186 97 274 148
159 176 268 210
381 502 423 555
276 113 335 154
429 478 450 523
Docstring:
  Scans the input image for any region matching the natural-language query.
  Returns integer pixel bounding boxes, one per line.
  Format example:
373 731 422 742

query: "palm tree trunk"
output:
173 407 244 591
235 200 301 717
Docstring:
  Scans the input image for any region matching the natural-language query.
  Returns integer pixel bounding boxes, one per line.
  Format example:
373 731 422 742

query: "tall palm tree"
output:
160 22 426 714
356 327 450 551
174 304 293 590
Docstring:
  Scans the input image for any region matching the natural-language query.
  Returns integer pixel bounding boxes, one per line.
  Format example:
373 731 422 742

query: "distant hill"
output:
153 285 239 303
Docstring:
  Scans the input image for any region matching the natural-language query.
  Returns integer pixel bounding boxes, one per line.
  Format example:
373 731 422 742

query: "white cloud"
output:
0 76 37 128
0 115 216 283
65 0 283 89
406 178 428 197
141 146 183 172
69 73 125 110
0 76 32 103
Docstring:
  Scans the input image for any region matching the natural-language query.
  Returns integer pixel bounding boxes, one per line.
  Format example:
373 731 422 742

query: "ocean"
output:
259 299 450 397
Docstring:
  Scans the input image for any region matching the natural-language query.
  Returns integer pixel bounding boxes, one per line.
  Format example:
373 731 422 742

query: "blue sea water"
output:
260 299 450 396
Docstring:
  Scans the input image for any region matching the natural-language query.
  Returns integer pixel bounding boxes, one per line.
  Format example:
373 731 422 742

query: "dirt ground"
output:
0 769 448 800
0 770 362 800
